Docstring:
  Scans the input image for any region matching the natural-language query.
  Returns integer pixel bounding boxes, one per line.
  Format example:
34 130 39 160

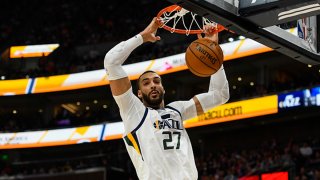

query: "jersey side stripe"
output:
128 133 141 155
165 106 182 119
124 132 144 160
132 108 148 133
123 108 148 160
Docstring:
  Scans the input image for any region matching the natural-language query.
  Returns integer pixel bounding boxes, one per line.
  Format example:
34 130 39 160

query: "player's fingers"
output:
208 27 214 34
212 33 218 42
152 17 160 29
150 36 161 43
203 24 215 34
155 17 161 26
145 17 158 32
197 33 203 39
153 28 158 35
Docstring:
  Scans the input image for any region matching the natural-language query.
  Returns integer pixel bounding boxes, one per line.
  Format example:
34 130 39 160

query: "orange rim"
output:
157 5 226 34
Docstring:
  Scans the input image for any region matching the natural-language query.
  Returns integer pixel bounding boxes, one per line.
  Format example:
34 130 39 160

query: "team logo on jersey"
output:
153 114 183 130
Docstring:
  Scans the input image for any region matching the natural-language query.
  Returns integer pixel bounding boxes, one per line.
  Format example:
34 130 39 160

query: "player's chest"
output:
150 108 183 131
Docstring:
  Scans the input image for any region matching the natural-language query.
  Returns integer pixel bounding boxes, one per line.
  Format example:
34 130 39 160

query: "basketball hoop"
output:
157 5 226 35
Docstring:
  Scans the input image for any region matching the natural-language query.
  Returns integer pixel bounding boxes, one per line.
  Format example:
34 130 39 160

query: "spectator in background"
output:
300 143 313 157
281 147 294 167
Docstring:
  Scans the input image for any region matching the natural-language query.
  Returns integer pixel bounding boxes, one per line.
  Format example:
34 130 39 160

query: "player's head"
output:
137 70 165 109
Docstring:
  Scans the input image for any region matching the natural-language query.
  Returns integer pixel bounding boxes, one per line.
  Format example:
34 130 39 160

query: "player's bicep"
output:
109 77 131 96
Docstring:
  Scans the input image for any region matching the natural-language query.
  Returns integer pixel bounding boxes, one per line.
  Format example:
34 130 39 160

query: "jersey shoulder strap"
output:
165 105 182 119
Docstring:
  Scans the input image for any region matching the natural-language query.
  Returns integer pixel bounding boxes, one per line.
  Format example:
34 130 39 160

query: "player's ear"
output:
138 90 142 99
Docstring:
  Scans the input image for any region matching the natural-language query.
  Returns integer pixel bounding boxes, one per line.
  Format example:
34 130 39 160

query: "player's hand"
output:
197 25 218 43
140 17 161 43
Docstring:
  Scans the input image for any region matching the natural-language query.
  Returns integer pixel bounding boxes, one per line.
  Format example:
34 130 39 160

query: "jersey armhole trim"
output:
132 107 148 133
165 105 182 119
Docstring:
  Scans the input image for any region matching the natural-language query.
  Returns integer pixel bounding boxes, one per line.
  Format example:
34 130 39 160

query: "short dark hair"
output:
136 70 158 90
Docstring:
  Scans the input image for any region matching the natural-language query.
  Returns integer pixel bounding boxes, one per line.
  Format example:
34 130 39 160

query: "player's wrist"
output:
139 32 149 43
130 34 144 45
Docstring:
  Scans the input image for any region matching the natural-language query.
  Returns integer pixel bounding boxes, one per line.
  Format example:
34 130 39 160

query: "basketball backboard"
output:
165 0 320 65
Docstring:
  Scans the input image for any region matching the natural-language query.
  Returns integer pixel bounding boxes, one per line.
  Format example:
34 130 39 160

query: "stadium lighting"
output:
0 76 5 80
103 105 108 109
239 36 245 40
250 82 254 86
93 100 98 104
13 110 17 114
228 37 234 42
237 77 242 81
232 85 237 89
76 102 80 106
308 65 312 68
10 43 60 58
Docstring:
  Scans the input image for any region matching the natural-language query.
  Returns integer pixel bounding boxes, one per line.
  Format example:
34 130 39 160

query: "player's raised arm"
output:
168 26 229 121
104 17 161 96
193 26 230 116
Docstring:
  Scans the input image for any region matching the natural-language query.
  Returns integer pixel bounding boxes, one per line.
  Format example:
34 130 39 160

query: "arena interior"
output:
0 0 320 179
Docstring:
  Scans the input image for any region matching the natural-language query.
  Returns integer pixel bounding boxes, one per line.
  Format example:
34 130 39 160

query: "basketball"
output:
185 38 224 77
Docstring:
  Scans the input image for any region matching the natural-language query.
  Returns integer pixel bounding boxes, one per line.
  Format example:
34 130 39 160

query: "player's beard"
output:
142 90 164 109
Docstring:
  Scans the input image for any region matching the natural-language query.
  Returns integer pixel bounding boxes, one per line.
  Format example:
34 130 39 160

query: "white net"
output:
158 5 218 35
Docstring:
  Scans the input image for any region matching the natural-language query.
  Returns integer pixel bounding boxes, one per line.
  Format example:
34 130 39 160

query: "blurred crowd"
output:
0 0 240 80
197 138 320 180
1 136 319 179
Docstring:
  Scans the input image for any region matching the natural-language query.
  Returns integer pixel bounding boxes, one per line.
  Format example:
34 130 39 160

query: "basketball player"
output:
104 17 229 180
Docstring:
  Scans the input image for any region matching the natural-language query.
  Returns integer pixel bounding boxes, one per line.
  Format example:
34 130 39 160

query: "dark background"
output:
0 0 319 179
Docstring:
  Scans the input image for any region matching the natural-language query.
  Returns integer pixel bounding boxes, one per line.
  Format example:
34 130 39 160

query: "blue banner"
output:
304 86 320 107
278 90 304 110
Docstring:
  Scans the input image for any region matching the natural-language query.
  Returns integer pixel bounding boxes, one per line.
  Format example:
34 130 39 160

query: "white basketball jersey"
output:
114 88 198 180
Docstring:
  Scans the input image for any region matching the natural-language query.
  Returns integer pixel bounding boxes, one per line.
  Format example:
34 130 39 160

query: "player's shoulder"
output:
167 101 179 107
167 99 196 113
166 101 184 111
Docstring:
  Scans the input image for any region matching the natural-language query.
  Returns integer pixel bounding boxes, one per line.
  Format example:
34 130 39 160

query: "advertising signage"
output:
10 44 59 58
184 95 278 128
304 86 320 107
278 90 304 110
0 125 104 149
0 95 279 149
1 86 319 149
278 86 320 110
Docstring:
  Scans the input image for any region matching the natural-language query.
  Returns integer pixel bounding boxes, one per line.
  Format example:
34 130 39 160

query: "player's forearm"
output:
195 65 229 112
208 65 229 92
104 34 143 80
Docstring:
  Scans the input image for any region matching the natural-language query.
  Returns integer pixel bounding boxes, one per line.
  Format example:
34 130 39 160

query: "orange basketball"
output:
185 38 223 77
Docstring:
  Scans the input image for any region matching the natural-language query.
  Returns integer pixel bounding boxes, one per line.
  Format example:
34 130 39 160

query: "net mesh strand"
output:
159 6 217 35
